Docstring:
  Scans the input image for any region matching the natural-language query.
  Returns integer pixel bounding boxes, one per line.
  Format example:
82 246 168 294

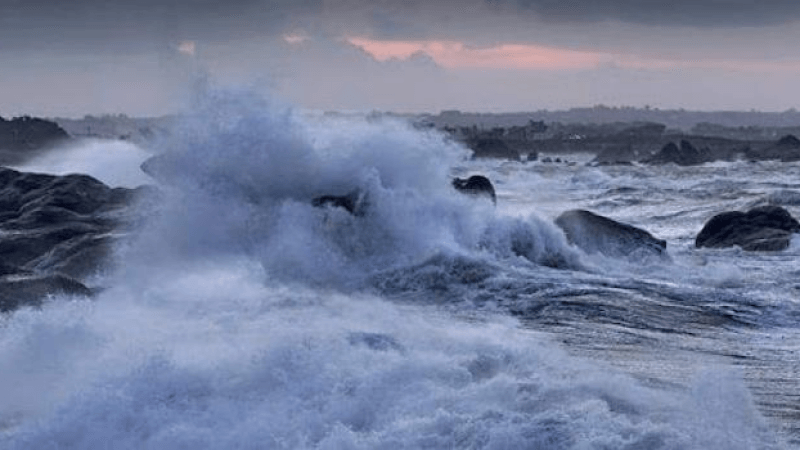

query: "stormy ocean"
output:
1 89 799 449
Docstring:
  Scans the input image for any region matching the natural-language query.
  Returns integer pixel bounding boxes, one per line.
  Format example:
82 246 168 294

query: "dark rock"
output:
0 223 100 268
695 206 800 251
777 134 800 147
0 116 71 165
555 209 667 260
312 189 367 216
745 134 800 162
644 140 708 166
27 234 116 279
0 167 144 312
465 137 521 161
0 274 93 312
452 175 496 204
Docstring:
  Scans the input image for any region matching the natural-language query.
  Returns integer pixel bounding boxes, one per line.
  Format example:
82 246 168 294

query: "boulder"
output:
644 140 708 166
555 209 667 260
746 135 800 162
695 206 800 251
452 175 496 204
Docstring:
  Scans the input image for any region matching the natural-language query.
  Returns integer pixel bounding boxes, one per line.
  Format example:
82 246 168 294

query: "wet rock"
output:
0 167 144 311
555 209 667 260
695 206 800 251
0 273 93 312
452 175 496 204
644 140 708 166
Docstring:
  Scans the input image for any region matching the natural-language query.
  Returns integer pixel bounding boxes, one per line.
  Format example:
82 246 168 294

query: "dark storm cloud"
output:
6 0 799 56
0 0 320 53
490 0 800 27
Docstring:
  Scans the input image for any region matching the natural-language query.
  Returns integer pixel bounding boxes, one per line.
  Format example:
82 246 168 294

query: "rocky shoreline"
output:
0 167 152 311
2 112 800 313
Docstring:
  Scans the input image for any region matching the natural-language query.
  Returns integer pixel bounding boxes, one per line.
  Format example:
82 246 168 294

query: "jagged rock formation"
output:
695 206 800 251
555 209 667 260
0 167 149 312
452 175 496 204
0 116 71 164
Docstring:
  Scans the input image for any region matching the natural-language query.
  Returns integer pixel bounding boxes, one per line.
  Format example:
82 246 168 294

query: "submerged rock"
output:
555 209 667 260
311 189 368 216
695 206 800 251
452 175 496 204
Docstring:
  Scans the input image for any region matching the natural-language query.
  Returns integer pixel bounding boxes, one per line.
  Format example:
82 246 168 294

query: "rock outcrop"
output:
695 206 800 251
746 135 800 162
555 209 667 260
452 175 496 204
644 140 708 166
0 116 71 164
0 167 147 311
465 138 521 161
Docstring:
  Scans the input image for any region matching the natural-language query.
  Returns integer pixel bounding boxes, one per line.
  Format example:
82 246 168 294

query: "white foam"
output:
0 276 781 449
0 87 787 449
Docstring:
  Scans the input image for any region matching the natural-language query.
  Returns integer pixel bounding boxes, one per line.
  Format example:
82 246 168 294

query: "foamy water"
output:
0 88 795 448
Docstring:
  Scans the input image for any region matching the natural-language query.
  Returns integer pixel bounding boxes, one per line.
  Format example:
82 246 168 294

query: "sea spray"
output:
1 283 781 449
0 87 788 448
128 87 580 287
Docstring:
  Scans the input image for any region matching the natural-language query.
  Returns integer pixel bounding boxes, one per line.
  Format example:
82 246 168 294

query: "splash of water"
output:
0 87 785 449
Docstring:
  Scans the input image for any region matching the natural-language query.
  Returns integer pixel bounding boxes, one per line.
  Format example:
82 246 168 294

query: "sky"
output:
3 0 800 117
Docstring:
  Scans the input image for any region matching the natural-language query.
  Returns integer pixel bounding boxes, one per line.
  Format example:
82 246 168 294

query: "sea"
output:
1 88 799 449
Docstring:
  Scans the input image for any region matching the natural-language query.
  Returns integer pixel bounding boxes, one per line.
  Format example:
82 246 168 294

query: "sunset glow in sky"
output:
346 37 605 70
4 0 800 116
346 36 800 73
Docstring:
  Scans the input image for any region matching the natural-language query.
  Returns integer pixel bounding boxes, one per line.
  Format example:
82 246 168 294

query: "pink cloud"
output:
345 36 800 73
346 37 602 70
